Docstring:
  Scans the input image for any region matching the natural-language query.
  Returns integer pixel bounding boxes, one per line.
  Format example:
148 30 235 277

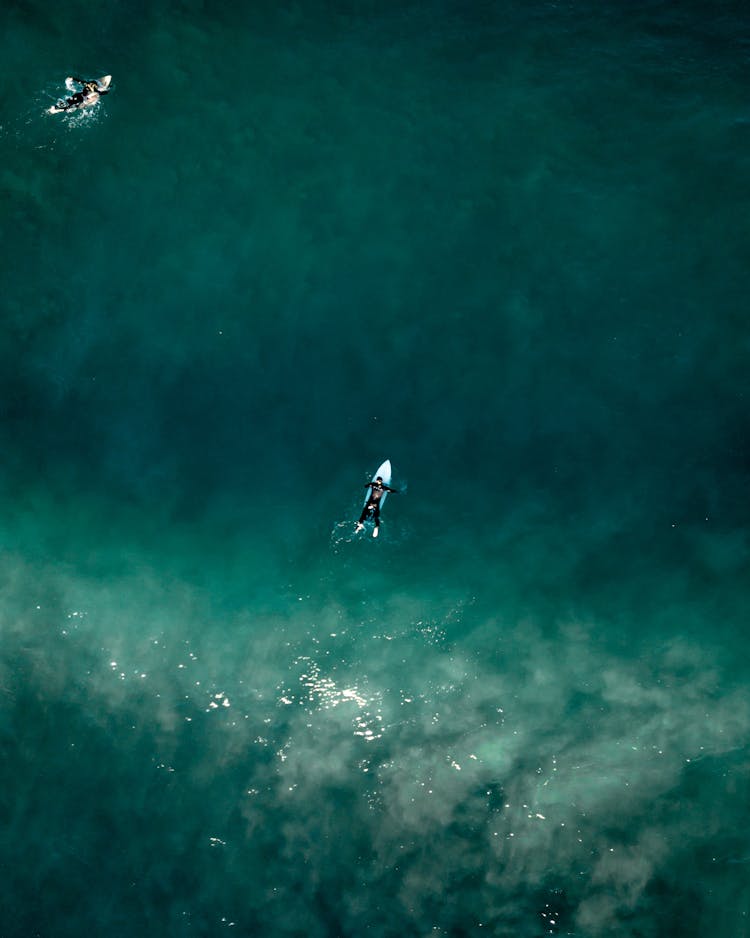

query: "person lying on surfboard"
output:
355 476 398 536
49 76 110 113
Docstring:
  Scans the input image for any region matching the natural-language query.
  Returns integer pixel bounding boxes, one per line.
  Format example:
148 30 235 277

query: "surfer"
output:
50 76 110 113
355 476 398 535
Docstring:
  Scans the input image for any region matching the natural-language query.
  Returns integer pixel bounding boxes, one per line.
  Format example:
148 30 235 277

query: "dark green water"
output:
2 1 749 935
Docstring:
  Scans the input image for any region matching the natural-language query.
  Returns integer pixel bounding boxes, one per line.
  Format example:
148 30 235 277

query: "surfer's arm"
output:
384 485 398 493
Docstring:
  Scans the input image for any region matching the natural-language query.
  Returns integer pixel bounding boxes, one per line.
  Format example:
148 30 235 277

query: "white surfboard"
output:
358 459 392 537
364 459 392 509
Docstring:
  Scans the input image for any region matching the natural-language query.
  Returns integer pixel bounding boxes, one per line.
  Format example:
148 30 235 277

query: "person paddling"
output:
50 76 110 113
355 476 398 537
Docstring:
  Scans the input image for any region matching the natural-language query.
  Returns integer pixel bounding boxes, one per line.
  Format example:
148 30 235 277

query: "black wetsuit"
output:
358 480 398 528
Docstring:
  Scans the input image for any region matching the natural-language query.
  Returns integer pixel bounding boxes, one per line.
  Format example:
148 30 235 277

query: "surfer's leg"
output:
359 502 375 525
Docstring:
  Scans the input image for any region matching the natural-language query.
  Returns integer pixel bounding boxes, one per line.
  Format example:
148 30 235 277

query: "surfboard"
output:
358 459 392 537
48 75 112 114
364 460 392 509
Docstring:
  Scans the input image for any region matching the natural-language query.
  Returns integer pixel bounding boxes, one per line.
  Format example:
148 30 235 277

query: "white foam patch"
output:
1 523 748 934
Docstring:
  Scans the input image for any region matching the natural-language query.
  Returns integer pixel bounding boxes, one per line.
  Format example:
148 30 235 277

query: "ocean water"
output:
1 1 749 934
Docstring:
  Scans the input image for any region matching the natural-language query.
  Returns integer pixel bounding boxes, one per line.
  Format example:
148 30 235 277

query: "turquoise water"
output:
2 1 750 934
